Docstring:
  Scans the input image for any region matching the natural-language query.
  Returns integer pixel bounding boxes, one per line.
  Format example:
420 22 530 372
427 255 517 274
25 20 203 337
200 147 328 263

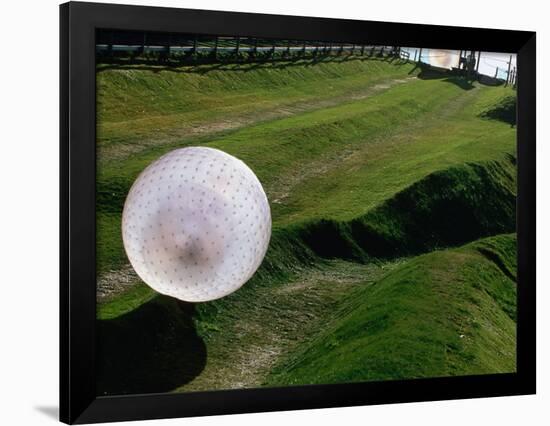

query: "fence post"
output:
213 36 218 59
165 35 171 59
108 30 114 60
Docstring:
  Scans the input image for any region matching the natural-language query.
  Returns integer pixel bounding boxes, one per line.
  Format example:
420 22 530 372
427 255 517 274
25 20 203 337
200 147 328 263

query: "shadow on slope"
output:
297 155 516 261
480 95 516 127
97 296 206 395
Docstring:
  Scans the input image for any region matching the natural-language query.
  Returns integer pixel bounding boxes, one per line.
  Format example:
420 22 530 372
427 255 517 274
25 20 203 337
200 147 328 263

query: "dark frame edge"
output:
60 2 70 423
60 2 537 424
60 2 100 424
516 33 536 395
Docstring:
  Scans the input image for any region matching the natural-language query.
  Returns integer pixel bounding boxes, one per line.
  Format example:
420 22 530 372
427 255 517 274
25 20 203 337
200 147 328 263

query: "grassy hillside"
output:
95 57 517 395
266 233 517 385
97 59 516 275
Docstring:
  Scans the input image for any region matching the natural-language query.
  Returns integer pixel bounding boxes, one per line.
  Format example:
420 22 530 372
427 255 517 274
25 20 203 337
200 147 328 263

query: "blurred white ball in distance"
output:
122 147 271 302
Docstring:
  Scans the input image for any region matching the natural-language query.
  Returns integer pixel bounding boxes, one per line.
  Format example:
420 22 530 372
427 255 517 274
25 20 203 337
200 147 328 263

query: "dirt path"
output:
268 82 483 210
176 260 399 392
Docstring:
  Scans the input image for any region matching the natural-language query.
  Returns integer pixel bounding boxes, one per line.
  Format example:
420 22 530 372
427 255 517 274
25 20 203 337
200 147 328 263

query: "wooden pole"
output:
165 35 171 58
505 54 512 86
418 47 422 63
476 51 481 73
213 36 218 59
108 30 114 59
235 36 240 55
361 45 365 56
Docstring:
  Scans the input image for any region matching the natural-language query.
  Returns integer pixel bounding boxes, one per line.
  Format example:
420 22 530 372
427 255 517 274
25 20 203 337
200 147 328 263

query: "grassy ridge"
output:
266 233 517 386
95 58 517 394
97 57 417 150
97 61 516 275
98 158 516 324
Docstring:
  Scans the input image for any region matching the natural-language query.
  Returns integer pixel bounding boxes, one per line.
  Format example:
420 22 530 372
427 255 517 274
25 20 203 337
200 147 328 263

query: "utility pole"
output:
505 54 513 86
468 50 476 79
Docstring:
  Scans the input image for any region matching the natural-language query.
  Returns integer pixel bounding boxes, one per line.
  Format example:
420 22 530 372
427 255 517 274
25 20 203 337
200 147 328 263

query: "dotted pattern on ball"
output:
122 147 271 302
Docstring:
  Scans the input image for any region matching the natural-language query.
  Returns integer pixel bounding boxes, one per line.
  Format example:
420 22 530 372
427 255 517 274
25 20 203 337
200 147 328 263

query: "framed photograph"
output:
60 1 536 424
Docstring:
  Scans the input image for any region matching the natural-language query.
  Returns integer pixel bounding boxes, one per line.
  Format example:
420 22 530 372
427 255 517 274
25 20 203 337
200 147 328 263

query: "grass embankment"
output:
97 58 515 276
266 233 517 385
95 58 517 394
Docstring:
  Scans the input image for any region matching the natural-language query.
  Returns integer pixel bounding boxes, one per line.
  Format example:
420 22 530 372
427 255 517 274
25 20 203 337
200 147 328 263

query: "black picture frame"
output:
60 1 536 424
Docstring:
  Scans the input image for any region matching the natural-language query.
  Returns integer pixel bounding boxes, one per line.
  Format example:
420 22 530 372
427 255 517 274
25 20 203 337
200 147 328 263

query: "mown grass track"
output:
95 57 517 395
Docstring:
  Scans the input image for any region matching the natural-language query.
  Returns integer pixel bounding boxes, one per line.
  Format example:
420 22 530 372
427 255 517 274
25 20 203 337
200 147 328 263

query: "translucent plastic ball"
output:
122 147 271 302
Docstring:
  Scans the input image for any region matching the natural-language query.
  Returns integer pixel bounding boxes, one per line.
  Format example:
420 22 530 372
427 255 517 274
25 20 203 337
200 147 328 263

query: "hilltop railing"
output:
96 30 404 65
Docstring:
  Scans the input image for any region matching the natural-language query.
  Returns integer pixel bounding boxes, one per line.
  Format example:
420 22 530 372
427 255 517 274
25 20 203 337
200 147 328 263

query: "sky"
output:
402 47 517 80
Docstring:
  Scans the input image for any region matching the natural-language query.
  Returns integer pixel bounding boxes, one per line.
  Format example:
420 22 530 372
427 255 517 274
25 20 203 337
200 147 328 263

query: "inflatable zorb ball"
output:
122 147 271 302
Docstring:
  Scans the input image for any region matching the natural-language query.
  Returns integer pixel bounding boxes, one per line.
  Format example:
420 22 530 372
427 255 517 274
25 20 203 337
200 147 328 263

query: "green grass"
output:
97 57 418 154
95 58 517 394
97 60 516 274
265 233 517 386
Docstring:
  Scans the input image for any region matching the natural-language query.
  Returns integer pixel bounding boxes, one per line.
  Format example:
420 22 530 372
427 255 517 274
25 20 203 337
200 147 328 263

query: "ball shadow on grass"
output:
97 295 206 396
